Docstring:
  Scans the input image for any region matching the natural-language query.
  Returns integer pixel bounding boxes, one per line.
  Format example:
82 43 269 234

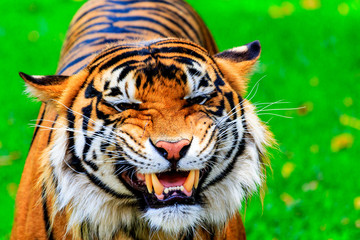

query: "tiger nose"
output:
155 139 190 161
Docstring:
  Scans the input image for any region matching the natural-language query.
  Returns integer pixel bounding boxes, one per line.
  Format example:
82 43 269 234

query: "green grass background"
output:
1 0 359 239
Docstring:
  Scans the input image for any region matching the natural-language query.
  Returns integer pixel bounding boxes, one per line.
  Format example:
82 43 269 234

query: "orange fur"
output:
12 0 268 239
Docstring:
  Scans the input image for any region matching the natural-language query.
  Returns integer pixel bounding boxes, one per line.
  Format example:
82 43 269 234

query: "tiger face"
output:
21 38 271 238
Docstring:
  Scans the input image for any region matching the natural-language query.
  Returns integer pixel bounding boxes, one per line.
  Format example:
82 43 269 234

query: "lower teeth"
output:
163 186 184 194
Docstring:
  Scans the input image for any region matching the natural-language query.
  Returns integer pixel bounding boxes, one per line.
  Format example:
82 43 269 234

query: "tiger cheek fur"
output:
13 0 273 239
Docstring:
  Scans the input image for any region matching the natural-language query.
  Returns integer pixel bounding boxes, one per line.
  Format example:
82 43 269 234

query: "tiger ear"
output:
19 72 70 102
214 40 261 95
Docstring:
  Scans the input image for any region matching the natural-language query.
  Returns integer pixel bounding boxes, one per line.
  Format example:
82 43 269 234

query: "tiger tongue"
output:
157 172 187 187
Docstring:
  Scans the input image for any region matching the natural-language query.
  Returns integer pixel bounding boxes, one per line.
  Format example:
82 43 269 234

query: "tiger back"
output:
12 0 272 239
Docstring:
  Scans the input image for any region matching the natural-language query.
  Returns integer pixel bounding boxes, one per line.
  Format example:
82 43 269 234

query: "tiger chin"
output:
12 0 273 239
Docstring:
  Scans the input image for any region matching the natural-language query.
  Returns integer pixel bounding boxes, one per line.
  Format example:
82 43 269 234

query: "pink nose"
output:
155 139 190 160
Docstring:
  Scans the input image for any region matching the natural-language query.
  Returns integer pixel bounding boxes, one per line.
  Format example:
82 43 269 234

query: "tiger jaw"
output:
121 169 202 207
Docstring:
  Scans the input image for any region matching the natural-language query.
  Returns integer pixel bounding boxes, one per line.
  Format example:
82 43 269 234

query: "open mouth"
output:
120 169 201 208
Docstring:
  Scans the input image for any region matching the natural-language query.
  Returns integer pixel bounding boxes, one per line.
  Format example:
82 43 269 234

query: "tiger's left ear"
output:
19 72 70 103
214 40 261 95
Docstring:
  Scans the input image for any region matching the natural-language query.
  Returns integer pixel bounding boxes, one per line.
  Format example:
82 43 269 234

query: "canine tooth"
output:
164 188 169 194
151 173 164 195
145 174 153 193
194 170 200 189
183 170 195 192
180 186 184 191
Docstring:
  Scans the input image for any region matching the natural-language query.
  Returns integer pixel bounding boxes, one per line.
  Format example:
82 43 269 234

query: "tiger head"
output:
21 38 271 238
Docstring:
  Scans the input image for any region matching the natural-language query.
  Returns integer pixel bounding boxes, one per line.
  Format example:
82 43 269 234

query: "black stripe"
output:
81 103 99 172
183 231 194 240
74 20 134 39
30 104 46 147
154 46 207 62
41 185 54 240
106 15 181 37
214 72 225 91
172 56 196 65
47 115 58 145
149 11 194 40
57 53 93 75
98 49 147 72
85 80 101 98
203 101 247 189
86 172 135 199
125 25 167 37
88 46 134 73
206 98 225 117
70 4 112 27
117 65 136 82
67 110 85 173
224 92 236 119
64 37 123 66
125 5 202 41
155 40 207 53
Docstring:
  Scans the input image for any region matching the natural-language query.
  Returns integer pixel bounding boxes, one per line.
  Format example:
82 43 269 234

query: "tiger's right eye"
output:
186 95 209 106
113 102 140 112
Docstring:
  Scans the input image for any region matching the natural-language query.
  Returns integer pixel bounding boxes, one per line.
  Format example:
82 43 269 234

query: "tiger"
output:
12 0 273 239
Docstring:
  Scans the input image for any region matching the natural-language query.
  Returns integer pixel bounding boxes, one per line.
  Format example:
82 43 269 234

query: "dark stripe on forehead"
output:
173 56 197 65
90 45 134 69
98 49 148 72
117 65 136 82
154 39 208 53
153 46 207 62
188 67 201 77
158 64 186 83
92 43 207 75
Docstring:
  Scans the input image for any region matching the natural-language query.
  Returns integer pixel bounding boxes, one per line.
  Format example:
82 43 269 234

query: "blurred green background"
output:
1 0 359 239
